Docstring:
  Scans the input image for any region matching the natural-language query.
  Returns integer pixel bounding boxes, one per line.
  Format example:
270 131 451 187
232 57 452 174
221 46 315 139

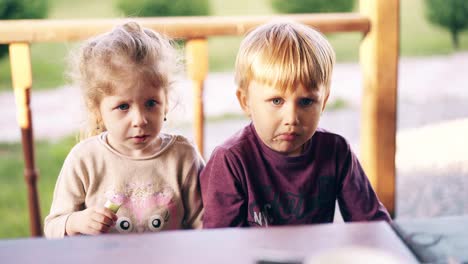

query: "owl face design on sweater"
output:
105 184 178 233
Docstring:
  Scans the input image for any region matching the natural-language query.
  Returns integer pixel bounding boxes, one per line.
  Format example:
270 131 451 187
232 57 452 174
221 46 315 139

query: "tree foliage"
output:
425 0 468 49
117 0 210 17
0 0 49 59
271 0 354 14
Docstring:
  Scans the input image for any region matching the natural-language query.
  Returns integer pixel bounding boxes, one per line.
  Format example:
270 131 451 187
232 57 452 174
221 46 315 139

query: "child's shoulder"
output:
62 134 104 163
167 133 195 148
214 124 253 152
69 134 103 155
313 128 351 151
314 128 348 143
204 124 263 164
163 133 202 157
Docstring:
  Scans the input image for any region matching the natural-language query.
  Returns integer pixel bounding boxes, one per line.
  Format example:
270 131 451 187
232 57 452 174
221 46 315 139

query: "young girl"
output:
44 22 204 238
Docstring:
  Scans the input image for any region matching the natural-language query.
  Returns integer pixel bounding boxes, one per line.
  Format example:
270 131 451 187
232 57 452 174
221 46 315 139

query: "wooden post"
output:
360 0 399 217
9 43 42 236
185 39 208 157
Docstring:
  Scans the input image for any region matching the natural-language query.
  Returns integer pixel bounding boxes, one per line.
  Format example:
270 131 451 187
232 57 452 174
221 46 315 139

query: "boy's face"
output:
237 81 329 157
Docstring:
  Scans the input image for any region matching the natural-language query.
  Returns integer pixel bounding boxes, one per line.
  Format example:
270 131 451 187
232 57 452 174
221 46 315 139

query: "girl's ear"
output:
92 107 102 124
236 88 251 117
163 92 169 119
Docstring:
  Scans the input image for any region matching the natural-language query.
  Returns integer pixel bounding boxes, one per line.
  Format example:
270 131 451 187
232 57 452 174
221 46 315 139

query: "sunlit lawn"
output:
0 136 76 238
0 0 121 91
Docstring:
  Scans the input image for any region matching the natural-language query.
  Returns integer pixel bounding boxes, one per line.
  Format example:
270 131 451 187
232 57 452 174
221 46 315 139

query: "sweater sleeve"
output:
44 149 87 238
200 147 247 228
336 141 391 222
181 152 205 229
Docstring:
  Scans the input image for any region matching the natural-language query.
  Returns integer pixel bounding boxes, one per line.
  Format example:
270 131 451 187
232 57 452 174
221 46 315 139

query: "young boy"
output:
200 21 391 228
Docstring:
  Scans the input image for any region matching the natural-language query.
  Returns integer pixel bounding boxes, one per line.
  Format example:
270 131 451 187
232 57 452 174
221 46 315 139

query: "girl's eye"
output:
272 98 283 105
118 104 130 111
145 99 157 108
299 98 314 106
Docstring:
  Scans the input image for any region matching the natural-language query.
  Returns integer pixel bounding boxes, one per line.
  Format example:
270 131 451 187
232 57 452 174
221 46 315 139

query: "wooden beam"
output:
0 13 370 43
9 43 43 236
359 0 399 217
185 39 208 157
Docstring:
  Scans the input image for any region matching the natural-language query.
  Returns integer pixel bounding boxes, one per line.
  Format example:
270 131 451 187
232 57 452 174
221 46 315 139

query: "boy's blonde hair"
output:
235 21 335 94
69 21 179 139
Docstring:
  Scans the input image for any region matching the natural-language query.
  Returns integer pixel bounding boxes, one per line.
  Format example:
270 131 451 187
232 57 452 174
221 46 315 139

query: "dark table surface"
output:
0 221 418 264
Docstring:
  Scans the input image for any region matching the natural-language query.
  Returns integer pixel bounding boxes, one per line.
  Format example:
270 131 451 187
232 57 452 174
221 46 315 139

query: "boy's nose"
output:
283 103 299 126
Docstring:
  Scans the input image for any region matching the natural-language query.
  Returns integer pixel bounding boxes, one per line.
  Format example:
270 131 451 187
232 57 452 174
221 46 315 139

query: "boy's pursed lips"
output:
274 132 300 141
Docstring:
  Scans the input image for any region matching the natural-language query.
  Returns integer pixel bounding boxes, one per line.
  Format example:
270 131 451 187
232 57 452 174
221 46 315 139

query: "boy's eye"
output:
117 104 130 111
299 98 314 106
272 98 283 105
145 99 157 108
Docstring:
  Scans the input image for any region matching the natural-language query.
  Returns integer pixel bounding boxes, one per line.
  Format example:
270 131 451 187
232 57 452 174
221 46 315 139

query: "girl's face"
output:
237 80 329 157
99 80 167 158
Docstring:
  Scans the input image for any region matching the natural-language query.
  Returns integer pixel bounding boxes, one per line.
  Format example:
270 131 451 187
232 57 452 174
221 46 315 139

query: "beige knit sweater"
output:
44 133 204 238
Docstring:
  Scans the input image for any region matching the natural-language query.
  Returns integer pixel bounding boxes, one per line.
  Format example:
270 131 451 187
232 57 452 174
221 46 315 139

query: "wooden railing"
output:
0 0 399 237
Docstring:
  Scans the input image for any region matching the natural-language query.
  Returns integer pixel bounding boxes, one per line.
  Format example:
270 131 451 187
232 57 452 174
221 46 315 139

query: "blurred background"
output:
1 0 467 238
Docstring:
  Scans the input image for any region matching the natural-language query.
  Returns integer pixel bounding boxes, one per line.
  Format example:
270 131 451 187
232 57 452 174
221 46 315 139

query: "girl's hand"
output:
65 207 118 236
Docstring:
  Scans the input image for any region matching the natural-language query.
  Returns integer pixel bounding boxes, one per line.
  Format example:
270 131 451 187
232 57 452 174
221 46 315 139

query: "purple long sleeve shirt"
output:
200 123 390 228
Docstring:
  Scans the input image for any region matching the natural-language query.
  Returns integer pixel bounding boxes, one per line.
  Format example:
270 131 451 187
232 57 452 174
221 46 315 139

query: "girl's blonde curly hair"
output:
68 21 180 140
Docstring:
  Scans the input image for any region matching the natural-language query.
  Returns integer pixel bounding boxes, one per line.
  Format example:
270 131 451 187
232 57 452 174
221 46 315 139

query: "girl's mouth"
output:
132 135 148 143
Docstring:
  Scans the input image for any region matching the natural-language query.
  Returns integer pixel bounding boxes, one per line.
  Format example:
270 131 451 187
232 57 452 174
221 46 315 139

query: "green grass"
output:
0 136 77 238
0 0 120 91
0 43 71 90
2 0 468 91
50 0 121 18
400 0 468 56
327 97 349 110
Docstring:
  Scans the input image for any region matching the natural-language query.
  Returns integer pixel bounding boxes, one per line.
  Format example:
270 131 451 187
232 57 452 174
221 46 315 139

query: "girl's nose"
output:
132 108 148 127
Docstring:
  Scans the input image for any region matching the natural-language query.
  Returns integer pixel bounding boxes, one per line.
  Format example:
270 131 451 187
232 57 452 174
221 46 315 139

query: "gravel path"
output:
1 52 467 219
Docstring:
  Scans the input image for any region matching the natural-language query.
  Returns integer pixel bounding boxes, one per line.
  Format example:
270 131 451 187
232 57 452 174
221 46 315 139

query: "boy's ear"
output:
236 88 251 116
